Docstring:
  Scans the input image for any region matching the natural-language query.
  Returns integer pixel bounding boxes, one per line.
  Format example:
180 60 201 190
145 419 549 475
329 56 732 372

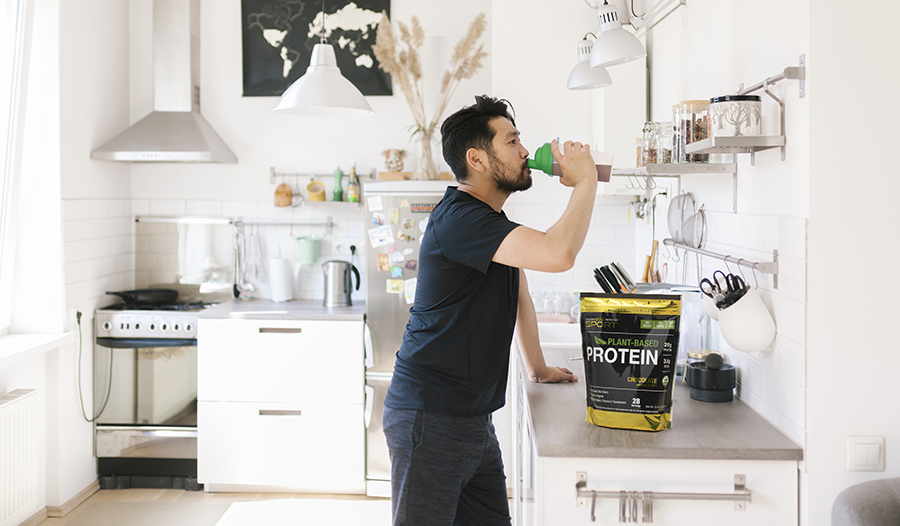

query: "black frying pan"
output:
106 288 179 305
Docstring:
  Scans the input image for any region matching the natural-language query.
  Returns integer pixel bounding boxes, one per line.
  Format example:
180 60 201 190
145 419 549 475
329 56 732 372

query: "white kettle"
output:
322 260 360 307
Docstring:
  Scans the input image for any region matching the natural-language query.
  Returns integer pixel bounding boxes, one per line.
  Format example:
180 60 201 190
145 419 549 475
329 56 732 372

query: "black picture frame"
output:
241 0 392 97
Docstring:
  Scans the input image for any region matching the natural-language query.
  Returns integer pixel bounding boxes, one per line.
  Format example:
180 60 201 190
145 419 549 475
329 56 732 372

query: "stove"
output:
95 302 211 346
93 300 214 489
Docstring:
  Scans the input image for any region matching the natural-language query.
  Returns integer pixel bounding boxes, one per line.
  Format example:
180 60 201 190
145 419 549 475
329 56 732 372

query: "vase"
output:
412 127 440 180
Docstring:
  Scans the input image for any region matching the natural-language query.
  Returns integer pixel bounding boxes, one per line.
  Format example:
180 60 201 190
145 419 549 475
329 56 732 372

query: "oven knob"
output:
148 323 156 332
173 323 181 332
160 323 169 332
102 321 112 332
133 323 141 331
185 323 193 333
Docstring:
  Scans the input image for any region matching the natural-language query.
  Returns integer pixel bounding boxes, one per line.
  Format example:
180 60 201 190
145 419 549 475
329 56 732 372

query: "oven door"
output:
94 341 197 459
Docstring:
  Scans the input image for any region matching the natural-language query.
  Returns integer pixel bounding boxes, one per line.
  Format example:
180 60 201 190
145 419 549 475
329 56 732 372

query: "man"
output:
382 95 599 526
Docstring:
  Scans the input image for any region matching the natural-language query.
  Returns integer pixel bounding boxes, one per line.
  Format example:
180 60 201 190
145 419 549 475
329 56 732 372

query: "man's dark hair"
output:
440 95 516 181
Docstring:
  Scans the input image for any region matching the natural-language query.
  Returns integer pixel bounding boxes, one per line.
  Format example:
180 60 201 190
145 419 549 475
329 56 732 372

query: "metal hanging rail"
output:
663 238 779 288
135 216 335 234
576 472 752 522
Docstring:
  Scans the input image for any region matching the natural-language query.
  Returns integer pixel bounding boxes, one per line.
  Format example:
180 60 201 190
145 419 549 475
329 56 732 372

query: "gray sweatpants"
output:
382 406 511 526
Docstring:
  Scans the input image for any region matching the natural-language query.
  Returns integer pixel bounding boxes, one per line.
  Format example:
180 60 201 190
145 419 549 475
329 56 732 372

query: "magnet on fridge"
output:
372 212 386 226
388 244 397 253
386 279 404 294
368 196 384 212
404 277 417 304
402 248 414 255
399 198 410 208
403 219 415 231
391 252 405 263
404 259 417 271
391 266 403 278
376 253 390 271
368 225 394 248
388 208 400 225
418 218 429 233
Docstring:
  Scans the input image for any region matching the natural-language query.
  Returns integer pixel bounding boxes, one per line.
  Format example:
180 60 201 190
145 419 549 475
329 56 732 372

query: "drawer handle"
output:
258 328 302 334
259 409 302 416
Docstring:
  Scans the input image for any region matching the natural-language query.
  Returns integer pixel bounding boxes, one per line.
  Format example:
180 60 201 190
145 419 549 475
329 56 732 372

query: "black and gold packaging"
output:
580 293 681 432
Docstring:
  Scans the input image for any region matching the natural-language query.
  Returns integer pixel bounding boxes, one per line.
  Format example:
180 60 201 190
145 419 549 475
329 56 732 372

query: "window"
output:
0 0 29 334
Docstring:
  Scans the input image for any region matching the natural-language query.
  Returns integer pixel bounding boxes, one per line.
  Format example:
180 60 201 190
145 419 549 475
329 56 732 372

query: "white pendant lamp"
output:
589 0 646 69
273 1 373 116
567 35 612 90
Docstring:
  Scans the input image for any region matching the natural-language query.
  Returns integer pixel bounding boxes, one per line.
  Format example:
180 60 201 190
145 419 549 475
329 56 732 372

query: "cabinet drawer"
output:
197 400 364 493
198 319 363 403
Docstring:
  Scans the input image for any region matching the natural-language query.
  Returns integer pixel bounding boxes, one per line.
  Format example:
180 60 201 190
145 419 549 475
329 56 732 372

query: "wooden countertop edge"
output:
536 445 803 461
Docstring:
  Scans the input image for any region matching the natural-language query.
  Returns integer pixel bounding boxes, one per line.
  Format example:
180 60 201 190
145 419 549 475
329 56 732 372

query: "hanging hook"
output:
723 256 734 275
624 175 635 190
646 175 657 190
736 258 747 282
751 262 761 288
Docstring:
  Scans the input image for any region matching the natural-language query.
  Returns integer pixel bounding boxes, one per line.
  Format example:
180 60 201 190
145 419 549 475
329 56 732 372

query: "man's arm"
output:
494 140 598 272
515 269 577 383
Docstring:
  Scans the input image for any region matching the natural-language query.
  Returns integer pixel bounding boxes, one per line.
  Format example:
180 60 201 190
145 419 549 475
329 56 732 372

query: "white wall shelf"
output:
612 163 737 177
685 136 785 156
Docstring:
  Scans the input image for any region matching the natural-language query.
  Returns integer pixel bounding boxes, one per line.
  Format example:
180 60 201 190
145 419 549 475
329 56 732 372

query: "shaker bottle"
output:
526 142 613 182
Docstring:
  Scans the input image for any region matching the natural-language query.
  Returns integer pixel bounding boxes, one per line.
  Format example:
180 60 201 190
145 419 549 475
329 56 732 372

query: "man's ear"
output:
465 148 489 175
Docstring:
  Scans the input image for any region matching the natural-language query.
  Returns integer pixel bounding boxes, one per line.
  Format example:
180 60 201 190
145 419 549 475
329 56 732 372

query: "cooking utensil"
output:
234 231 256 300
593 268 615 293
599 265 624 293
610 262 635 291
106 288 178 305
682 206 708 249
667 192 696 243
648 240 659 282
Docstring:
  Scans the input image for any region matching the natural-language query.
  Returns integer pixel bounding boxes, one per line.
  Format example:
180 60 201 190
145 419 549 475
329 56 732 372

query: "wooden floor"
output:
38 488 387 525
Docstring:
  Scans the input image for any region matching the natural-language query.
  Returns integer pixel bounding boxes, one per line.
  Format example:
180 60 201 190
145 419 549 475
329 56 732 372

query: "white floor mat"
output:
215 498 392 526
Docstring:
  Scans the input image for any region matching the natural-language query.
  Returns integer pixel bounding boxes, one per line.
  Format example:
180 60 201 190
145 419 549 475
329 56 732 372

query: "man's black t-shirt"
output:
384 187 520 417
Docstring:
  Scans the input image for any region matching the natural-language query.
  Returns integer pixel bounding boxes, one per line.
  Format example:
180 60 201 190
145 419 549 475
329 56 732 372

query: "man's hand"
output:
531 365 578 384
550 139 597 188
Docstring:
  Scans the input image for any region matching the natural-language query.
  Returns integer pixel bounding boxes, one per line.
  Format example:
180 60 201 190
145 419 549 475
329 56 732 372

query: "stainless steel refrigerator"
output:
363 180 453 497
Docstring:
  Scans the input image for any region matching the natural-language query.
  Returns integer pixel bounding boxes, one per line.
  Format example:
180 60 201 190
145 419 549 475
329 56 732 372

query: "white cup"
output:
702 294 719 320
717 286 776 353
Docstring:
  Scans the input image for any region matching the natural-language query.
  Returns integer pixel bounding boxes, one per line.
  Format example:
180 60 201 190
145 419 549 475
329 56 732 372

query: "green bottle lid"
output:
526 142 553 175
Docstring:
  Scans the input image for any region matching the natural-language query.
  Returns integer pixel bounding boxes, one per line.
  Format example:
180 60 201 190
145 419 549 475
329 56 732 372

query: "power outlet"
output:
68 307 84 329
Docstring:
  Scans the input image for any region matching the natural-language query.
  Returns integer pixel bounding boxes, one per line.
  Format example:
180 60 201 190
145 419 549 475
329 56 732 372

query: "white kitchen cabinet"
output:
197 314 365 493
198 400 364 492
198 318 362 404
512 346 801 525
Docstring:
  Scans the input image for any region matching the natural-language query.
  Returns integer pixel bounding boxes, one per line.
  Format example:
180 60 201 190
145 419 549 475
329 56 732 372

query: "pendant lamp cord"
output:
320 0 326 43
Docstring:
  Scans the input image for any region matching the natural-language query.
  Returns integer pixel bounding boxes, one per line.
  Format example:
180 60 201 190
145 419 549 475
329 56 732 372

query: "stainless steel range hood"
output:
91 0 236 163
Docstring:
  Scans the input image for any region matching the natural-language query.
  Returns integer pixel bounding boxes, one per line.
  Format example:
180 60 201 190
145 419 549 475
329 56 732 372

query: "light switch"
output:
847 436 885 471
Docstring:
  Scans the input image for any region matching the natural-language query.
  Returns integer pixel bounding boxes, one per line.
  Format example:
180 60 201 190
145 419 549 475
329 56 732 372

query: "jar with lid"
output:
639 122 658 166
709 95 762 137
655 121 674 164
673 100 710 163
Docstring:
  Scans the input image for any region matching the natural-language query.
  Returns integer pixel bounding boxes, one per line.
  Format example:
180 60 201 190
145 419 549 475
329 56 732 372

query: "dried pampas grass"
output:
373 12 487 138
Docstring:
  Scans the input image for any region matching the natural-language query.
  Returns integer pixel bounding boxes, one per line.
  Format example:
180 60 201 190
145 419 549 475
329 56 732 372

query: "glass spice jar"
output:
673 100 710 163
655 121 674 164
640 122 658 166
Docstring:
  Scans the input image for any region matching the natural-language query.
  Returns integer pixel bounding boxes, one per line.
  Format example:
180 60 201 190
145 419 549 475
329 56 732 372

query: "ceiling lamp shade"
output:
567 37 612 90
273 43 374 117
589 1 646 69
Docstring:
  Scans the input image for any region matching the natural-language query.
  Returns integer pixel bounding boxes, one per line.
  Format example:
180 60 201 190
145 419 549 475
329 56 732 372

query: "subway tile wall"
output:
62 199 135 332
669 210 807 445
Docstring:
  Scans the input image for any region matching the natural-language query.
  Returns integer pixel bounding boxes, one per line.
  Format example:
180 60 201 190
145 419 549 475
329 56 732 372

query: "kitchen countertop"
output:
199 299 366 321
525 346 803 461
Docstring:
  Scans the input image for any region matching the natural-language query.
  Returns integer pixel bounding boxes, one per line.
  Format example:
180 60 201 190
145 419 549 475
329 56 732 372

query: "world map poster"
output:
242 0 392 96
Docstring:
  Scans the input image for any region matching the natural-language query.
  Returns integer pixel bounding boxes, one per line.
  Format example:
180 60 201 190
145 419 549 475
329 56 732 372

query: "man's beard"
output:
488 152 532 194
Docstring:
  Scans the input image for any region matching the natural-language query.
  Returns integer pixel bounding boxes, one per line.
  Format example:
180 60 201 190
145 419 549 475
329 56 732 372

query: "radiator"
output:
0 389 39 526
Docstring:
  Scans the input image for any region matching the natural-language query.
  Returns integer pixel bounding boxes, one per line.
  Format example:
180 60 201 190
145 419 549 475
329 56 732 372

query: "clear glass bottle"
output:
655 121 674 164
640 122 658 166
673 100 710 163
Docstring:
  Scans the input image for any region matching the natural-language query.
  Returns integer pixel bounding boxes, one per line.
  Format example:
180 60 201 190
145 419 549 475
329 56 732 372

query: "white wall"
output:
808 1 900 524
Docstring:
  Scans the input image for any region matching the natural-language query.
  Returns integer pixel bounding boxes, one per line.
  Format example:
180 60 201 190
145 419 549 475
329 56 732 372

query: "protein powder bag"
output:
580 293 681 432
